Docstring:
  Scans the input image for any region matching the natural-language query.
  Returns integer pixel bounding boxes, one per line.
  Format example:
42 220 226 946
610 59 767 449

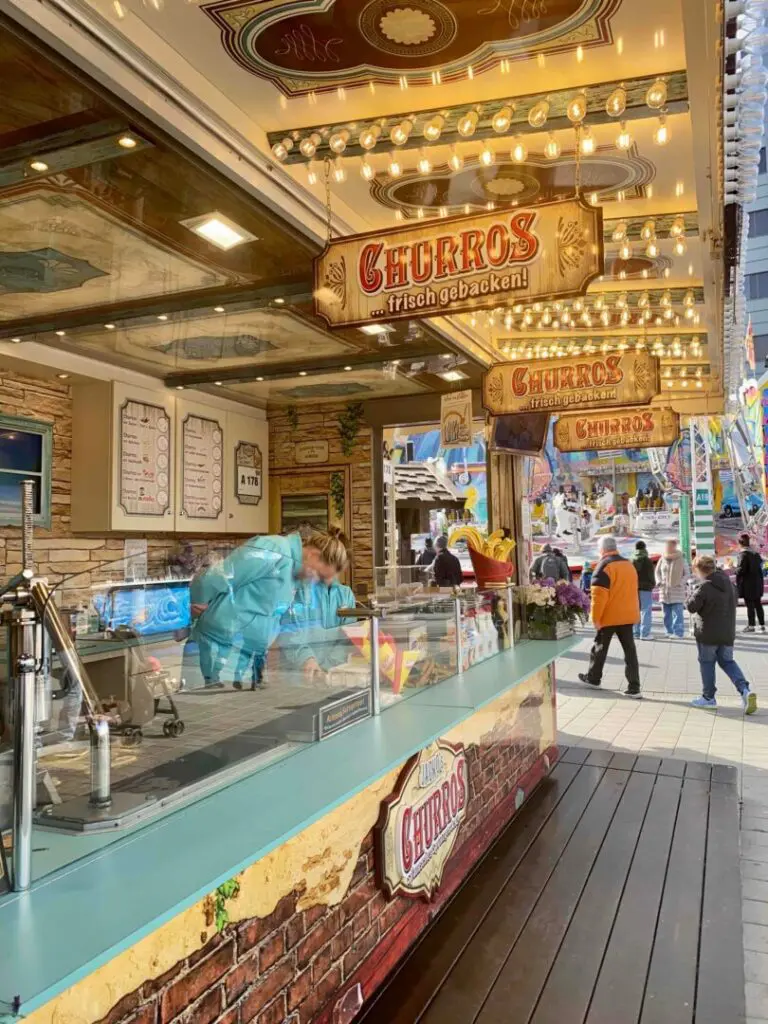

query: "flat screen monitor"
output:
490 414 550 456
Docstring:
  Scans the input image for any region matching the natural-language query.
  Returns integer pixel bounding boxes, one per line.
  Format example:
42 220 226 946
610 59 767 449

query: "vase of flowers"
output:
524 578 590 640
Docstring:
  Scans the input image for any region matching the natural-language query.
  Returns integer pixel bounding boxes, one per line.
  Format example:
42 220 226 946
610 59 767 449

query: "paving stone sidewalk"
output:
554 611 768 1023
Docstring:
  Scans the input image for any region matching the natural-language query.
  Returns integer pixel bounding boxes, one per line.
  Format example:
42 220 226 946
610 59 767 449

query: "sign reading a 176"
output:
314 198 603 329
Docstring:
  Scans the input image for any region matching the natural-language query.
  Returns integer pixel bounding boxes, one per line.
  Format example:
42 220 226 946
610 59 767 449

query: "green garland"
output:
330 471 345 519
337 401 364 456
286 405 299 433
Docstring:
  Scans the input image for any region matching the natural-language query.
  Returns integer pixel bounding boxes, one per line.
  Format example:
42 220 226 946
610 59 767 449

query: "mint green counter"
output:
0 638 576 1018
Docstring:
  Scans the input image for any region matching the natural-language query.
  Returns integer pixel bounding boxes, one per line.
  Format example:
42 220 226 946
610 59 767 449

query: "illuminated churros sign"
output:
554 407 679 453
314 198 603 328
483 349 660 415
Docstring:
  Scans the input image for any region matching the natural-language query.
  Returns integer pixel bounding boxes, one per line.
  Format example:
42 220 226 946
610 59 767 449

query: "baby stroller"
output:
101 627 185 745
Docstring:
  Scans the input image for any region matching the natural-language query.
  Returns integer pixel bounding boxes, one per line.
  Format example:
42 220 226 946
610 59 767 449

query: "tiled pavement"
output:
555 611 768 1022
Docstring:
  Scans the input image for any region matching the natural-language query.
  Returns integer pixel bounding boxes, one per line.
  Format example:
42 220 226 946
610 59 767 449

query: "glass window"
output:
755 334 768 365
749 209 768 237
0 416 52 528
759 147 767 175
747 272 768 300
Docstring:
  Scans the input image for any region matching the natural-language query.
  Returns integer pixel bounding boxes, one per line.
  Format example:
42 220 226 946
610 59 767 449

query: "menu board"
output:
182 414 223 519
118 400 171 517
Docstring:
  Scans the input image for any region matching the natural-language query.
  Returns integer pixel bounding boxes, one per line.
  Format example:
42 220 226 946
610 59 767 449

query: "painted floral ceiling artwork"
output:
204 0 621 95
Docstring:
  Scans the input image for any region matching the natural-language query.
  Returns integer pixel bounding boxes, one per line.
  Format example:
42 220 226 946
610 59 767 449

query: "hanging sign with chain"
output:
314 197 603 329
483 350 660 416
553 407 680 453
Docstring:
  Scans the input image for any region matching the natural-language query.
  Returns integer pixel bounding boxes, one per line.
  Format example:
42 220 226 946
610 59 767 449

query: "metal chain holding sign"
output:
574 124 582 199
324 159 334 243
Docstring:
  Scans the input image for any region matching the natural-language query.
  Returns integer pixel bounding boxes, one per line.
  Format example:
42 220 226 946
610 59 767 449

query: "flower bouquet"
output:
524 578 590 640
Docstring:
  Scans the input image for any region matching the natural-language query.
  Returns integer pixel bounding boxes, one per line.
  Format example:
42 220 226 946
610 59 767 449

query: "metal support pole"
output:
89 718 112 808
370 615 381 716
11 652 36 891
20 480 33 574
506 581 516 648
454 593 464 674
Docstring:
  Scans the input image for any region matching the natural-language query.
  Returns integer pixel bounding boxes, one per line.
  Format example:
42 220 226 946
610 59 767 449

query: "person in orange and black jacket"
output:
578 535 642 699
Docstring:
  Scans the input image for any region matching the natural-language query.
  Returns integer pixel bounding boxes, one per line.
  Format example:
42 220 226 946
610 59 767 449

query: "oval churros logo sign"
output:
375 740 468 900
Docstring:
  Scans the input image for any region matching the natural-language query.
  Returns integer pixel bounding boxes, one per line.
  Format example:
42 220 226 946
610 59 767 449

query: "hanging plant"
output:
286 405 299 433
330 471 345 520
338 402 364 456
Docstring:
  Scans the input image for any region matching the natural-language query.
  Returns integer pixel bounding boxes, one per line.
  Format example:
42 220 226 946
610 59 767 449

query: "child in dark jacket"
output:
580 562 593 594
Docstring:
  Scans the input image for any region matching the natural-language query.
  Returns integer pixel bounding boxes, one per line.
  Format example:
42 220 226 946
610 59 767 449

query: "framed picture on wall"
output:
0 415 53 529
280 494 329 535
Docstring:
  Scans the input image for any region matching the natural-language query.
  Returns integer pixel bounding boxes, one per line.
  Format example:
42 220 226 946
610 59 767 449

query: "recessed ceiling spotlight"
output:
181 211 258 251
175 385 184 390
10 337 21 343
117 134 138 149
256 376 264 381
344 365 352 371
30 159 49 173
215 381 223 386
440 369 469 382
359 323 394 335
274 297 285 305
299 371 308 376
157 314 168 321
214 306 225 313
57 373 70 380
55 330 66 337
104 323 116 330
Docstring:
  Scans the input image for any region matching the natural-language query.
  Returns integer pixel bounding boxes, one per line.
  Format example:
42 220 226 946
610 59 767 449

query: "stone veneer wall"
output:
0 369 237 594
33 677 553 1024
268 404 374 596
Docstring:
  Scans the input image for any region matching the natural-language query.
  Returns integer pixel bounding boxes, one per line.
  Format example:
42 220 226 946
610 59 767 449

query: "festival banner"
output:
553 407 679 453
482 350 660 416
314 197 603 328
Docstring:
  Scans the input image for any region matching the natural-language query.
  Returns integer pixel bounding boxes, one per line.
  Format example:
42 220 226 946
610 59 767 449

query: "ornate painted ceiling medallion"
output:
203 0 621 96
371 148 655 217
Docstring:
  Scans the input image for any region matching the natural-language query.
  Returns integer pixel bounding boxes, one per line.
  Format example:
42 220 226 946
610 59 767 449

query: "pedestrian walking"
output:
632 540 655 639
530 543 569 582
686 554 757 713
552 547 572 582
579 561 593 595
736 532 765 633
655 539 688 638
432 535 463 587
578 535 642 699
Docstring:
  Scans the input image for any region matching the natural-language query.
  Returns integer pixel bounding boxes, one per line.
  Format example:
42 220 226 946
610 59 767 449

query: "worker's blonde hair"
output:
304 526 349 573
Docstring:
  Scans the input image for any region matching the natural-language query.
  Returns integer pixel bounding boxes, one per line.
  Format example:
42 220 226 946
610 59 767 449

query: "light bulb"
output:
511 138 527 162
457 111 479 137
670 216 685 237
448 147 464 172
619 240 632 260
600 309 610 326
492 105 513 133
645 239 659 258
544 133 561 160
329 129 350 154
646 78 667 109
528 99 550 129
580 126 596 154
611 220 627 242
616 292 628 308
567 93 587 123
660 290 672 307
683 290 695 307
638 291 649 307
388 153 402 177
653 116 669 145
390 119 413 146
606 86 627 117
360 157 374 180
423 115 444 142
299 133 321 158
479 144 495 167
271 140 289 162
359 125 381 150
616 121 632 150
640 219 656 241
685 306 695 320
307 162 318 186
417 150 432 174
332 156 346 182
673 236 687 256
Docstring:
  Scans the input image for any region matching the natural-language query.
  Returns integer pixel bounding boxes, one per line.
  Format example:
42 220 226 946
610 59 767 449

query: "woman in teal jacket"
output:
189 528 348 689
279 578 356 676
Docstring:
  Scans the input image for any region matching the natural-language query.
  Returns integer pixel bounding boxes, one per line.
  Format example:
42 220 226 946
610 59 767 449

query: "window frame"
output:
749 208 768 238
0 414 53 530
747 271 768 300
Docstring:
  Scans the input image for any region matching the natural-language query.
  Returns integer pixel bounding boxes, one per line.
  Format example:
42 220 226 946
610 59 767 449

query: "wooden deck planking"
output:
357 758 745 1024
